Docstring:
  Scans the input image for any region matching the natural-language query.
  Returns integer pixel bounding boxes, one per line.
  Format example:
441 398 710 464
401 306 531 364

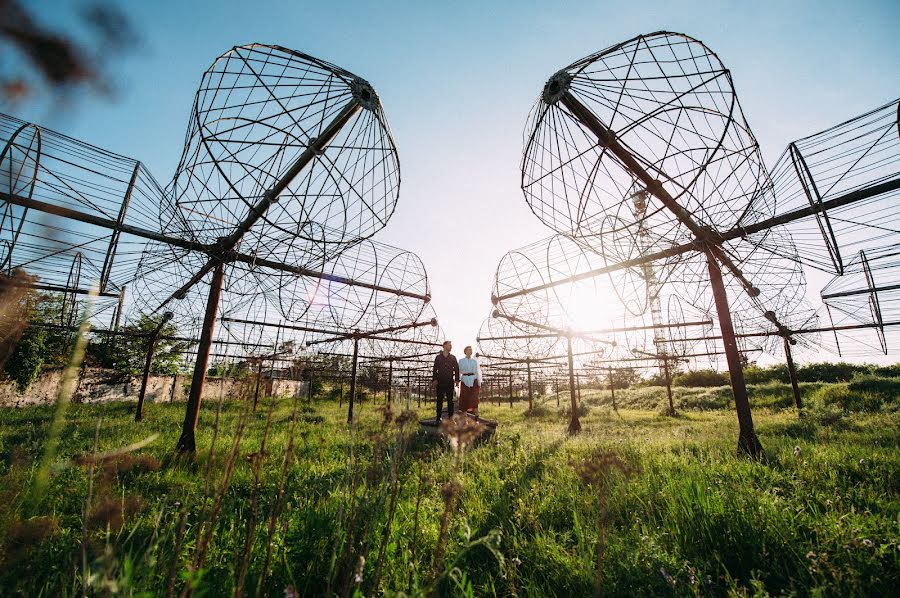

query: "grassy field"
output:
0 382 898 596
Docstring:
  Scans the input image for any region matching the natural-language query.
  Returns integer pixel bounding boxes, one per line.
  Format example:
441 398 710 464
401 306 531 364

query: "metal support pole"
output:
252 360 264 410
307 373 314 403
508 373 513 408
339 377 344 407
268 326 281 402
405 367 411 410
100 162 139 293
783 336 803 413
707 251 762 457
526 360 533 411
387 359 393 406
663 356 675 416
176 262 225 453
576 372 582 404
111 286 126 353
347 336 360 423
135 312 172 422
556 377 560 407
113 286 126 331
609 367 617 411
567 336 580 433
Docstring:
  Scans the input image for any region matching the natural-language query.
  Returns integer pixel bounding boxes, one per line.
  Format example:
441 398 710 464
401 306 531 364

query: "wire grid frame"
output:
820 247 900 355
761 98 900 275
0 112 168 295
167 43 400 260
133 234 432 336
492 233 629 331
507 31 862 369
1 43 439 373
521 31 771 249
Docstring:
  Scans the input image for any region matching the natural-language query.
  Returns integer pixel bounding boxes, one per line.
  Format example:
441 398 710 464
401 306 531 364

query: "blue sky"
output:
13 0 900 361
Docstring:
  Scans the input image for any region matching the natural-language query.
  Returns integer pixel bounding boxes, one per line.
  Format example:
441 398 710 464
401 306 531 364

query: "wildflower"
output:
511 557 522 567
395 409 416 427
442 480 462 502
862 539 874 547
378 404 394 426
284 586 296 598
4 516 60 555
687 566 697 585
806 551 817 560
659 566 676 589
354 555 366 584
859 458 865 465
571 449 634 489
440 414 486 453
793 446 801 457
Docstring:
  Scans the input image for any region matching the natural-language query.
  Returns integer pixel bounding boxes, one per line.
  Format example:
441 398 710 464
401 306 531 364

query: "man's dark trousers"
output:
436 382 455 420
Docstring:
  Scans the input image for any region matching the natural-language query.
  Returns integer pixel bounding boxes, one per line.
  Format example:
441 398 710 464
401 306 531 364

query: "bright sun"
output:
564 282 626 334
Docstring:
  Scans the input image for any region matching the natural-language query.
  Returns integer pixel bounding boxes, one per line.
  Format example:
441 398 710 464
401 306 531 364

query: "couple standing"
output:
432 340 482 420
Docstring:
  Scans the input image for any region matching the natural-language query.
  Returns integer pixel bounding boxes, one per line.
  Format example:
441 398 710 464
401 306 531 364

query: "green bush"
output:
744 364 790 385
872 363 900 378
4 325 49 392
847 375 900 408
797 362 870 383
672 369 729 387
809 382 881 413
561 401 590 418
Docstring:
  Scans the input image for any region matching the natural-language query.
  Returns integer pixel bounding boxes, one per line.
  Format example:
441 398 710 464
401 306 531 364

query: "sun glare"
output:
565 283 626 333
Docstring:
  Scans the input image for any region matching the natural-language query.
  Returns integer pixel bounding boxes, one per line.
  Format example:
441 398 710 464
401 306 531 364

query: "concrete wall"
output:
0 367 307 408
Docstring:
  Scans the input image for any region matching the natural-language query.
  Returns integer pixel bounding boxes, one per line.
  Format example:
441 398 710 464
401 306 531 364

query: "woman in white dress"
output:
457 346 482 416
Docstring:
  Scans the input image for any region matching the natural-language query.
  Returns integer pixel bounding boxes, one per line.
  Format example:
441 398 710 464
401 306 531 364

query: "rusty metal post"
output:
576 371 582 405
100 162 139 293
707 251 762 457
663 356 675 415
508 372 513 408
387 359 394 406
405 367 411 410
526 359 533 411
347 335 360 423
135 311 172 422
252 360 264 410
110 286 126 352
567 336 580 433
176 262 225 453
609 367 617 411
783 336 803 413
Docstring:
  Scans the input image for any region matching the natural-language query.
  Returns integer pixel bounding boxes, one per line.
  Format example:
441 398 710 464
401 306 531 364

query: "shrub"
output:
671 369 728 388
847 375 900 408
4 325 49 392
743 364 789 385
809 383 881 413
561 402 590 418
872 363 900 378
796 362 870 383
810 403 846 427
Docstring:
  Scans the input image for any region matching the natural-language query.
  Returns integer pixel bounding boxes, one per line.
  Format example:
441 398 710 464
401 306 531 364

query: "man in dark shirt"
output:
432 340 459 420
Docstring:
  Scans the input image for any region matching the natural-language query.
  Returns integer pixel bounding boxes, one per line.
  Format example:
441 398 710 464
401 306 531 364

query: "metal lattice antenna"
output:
762 99 900 274
821 247 900 354
516 32 828 455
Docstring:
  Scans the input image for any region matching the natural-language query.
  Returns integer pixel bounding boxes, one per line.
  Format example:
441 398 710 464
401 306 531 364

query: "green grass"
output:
0 386 898 596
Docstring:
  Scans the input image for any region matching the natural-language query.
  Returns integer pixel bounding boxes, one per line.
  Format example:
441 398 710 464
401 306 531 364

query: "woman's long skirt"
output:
459 380 480 413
